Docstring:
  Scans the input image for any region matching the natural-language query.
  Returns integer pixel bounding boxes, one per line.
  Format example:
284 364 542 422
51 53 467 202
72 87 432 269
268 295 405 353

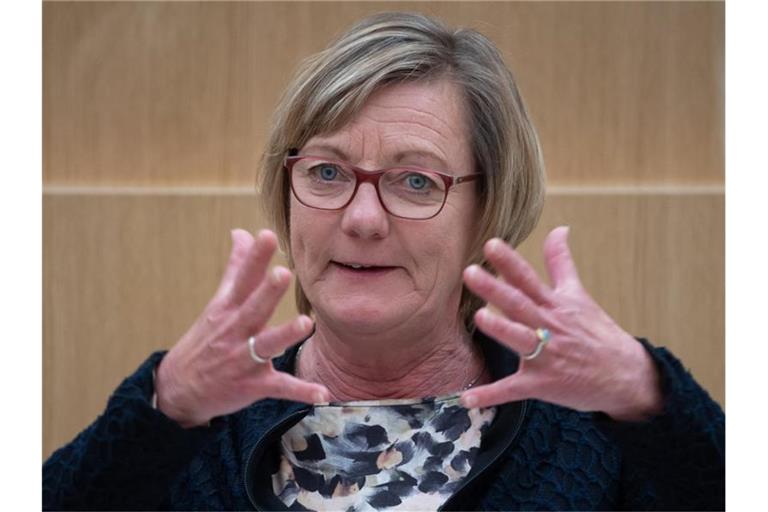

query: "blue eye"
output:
406 173 428 190
316 164 339 181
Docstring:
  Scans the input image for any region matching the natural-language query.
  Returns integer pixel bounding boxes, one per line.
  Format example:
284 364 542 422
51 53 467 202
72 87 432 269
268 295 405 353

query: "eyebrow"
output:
393 150 449 171
299 143 349 161
300 144 450 171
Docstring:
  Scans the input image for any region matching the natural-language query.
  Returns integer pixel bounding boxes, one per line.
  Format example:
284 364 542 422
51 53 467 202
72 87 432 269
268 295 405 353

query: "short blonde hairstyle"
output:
256 12 545 328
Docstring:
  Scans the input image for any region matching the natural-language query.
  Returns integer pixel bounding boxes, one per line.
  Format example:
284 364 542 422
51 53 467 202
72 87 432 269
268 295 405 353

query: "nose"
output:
340 182 390 239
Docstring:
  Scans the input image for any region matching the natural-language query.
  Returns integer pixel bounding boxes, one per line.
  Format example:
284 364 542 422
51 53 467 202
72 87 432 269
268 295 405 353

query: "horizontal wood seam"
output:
43 185 725 196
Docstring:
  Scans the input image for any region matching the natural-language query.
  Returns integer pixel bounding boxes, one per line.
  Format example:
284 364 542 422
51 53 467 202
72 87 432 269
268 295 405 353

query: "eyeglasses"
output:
284 156 482 220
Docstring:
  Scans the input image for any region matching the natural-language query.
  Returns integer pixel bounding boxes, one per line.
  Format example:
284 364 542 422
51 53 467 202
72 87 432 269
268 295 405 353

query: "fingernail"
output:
486 238 503 254
465 264 480 279
475 308 488 322
230 228 244 247
314 390 329 404
298 315 313 331
462 394 478 409
270 266 288 285
258 228 277 242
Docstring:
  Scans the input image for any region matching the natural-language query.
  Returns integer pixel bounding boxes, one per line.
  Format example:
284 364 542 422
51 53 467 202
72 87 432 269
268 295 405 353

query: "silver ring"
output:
522 328 551 361
248 336 270 364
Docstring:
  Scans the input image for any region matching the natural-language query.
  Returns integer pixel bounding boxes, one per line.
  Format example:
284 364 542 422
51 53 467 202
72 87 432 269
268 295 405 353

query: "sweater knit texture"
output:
43 335 725 511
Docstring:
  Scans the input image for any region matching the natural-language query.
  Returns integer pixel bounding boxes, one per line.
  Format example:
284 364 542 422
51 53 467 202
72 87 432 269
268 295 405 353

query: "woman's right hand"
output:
154 229 330 428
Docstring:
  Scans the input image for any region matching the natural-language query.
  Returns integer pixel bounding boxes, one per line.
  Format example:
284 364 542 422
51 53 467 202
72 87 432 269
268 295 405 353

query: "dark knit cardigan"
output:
43 334 725 510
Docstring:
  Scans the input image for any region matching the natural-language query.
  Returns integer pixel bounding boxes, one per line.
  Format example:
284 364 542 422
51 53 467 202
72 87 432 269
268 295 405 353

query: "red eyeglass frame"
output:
284 155 483 220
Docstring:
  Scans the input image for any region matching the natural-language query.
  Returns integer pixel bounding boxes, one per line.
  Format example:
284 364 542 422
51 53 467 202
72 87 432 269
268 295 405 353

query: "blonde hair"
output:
256 12 545 328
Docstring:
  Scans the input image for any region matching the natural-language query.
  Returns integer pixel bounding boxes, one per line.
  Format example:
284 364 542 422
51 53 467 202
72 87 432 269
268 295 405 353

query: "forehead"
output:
302 79 472 172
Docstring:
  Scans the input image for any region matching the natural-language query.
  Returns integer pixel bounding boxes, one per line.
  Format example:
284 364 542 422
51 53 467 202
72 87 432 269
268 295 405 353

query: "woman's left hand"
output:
461 226 663 421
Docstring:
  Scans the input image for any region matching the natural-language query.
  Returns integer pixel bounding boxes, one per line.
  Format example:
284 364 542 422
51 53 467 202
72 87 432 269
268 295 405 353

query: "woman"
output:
43 12 724 511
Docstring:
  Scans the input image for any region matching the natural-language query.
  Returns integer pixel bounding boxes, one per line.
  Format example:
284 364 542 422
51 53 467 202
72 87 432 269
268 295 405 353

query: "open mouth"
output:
332 261 397 273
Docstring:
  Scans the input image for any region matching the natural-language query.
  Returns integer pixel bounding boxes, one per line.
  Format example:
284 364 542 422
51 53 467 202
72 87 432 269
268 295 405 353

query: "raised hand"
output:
461 226 663 421
154 229 330 428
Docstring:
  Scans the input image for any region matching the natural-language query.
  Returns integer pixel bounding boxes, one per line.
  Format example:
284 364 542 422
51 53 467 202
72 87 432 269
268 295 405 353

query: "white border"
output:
726 1 768 509
2 0 42 509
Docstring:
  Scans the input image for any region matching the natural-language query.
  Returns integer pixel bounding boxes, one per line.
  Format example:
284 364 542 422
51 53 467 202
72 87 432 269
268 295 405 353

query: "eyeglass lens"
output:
291 158 447 219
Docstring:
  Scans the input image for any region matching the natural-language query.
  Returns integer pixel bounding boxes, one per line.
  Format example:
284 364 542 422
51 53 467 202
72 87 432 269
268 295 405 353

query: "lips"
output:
331 261 397 273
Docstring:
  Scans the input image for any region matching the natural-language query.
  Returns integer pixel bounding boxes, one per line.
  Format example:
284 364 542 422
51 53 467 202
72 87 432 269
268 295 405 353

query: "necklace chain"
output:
462 368 483 390
295 343 483 393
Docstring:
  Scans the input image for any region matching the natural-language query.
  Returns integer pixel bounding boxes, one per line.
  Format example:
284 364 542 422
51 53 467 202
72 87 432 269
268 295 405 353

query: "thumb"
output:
214 229 255 301
460 372 538 409
543 226 582 290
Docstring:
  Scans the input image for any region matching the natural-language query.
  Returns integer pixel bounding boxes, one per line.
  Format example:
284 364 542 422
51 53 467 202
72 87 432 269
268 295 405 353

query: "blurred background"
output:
43 1 724 459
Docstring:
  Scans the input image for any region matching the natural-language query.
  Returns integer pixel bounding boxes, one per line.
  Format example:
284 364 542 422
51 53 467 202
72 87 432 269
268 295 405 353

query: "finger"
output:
543 226 581 290
236 266 292 335
229 229 279 306
463 265 548 328
473 308 540 356
213 229 255 302
258 371 331 404
484 238 553 306
460 373 538 409
245 315 314 362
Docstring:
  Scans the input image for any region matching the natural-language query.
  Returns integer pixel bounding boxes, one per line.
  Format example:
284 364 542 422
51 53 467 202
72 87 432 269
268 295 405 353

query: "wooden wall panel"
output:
43 1 724 463
44 1 723 186
521 193 725 405
43 193 293 459
43 192 724 459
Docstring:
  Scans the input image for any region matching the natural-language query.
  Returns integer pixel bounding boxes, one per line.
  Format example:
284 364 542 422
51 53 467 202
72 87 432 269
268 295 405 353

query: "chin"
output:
313 293 415 334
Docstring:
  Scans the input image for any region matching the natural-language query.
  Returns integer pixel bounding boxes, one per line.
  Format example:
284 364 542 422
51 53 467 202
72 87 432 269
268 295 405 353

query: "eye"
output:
314 163 340 181
383 169 444 196
405 173 429 190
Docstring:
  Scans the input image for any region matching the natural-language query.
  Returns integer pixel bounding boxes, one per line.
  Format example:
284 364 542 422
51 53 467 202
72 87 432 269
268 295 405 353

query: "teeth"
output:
343 263 378 269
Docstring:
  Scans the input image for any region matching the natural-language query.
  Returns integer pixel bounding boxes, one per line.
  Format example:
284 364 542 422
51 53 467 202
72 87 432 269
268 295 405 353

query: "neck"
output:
295 317 488 401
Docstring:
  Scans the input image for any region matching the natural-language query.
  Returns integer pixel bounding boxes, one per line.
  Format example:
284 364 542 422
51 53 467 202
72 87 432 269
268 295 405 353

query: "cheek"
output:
288 199 312 272
433 201 476 265
405 223 468 288
288 200 336 278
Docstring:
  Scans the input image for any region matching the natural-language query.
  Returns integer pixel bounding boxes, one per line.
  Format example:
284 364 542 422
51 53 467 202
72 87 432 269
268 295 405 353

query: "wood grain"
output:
44 1 723 186
521 192 725 407
43 193 292 459
42 0 724 464
43 191 724 459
